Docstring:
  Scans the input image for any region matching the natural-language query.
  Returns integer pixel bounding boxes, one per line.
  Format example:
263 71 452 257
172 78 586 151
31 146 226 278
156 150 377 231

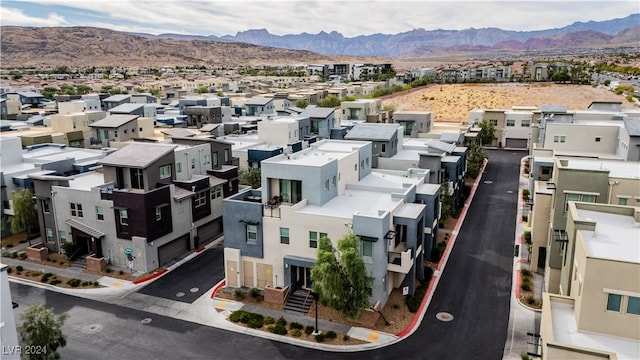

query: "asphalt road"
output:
137 240 225 303
8 150 523 360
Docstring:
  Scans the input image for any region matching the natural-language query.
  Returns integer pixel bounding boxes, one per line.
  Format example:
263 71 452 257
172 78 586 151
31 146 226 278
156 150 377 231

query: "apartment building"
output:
222 139 441 308
299 106 335 139
393 111 433 138
340 98 382 122
469 107 535 148
244 97 275 116
540 202 640 360
30 142 233 272
88 114 154 148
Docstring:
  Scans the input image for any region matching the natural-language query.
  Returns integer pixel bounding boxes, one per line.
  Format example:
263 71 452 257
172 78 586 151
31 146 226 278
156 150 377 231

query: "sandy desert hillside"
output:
381 83 638 122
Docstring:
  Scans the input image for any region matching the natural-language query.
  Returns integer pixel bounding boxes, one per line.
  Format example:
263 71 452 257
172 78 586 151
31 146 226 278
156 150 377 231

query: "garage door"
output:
158 235 189 267
505 138 528 148
197 218 222 247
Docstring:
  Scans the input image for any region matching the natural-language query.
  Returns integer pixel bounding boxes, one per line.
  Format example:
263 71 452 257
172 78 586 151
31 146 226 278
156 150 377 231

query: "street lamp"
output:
310 291 320 335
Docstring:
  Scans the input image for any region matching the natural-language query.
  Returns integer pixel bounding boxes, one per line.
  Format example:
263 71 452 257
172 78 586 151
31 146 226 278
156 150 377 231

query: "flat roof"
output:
99 143 176 168
89 114 138 128
561 158 640 179
577 208 640 264
550 298 639 359
298 188 400 218
345 123 399 141
67 171 106 190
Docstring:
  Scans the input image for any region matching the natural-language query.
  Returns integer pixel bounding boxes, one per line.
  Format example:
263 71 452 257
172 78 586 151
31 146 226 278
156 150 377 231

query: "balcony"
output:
263 196 282 218
387 248 413 274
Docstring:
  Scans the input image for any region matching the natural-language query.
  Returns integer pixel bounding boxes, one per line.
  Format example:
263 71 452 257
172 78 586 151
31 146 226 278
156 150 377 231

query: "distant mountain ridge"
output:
139 13 640 57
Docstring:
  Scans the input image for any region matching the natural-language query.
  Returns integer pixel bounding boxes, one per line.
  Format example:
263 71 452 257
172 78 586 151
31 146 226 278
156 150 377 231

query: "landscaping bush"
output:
119 270 124 275
315 333 326 342
276 316 287 327
247 318 264 329
325 330 337 339
82 281 92 286
431 241 447 263
266 325 275 333
19 252 27 260
6 267 12 274
93 281 99 287
343 334 350 341
521 268 532 277
305 325 315 335
289 322 303 330
520 282 532 292
522 189 530 201
526 295 535 305
16 265 23 272
49 279 62 286
272 324 287 335
229 310 249 323
67 278 81 287
264 316 275 325
249 287 261 299
10 252 18 258
522 215 528 222
61 242 76 257
290 329 302 337
106 268 112 273
523 231 531 245
41 273 53 283
6 244 13 248
232 288 245 300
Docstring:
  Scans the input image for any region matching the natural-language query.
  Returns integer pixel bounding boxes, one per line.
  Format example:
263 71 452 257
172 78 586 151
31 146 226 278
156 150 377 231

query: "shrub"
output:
392 303 400 309
325 330 337 339
523 231 532 245
41 273 53 283
82 281 92 286
289 322 303 330
6 244 13 248
247 318 264 329
276 316 287 327
522 215 528 222
521 268 532 277
16 265 23 272
266 325 275 333
290 329 302 337
272 324 287 335
10 252 18 258
343 334 350 341
305 325 315 335
522 189 530 200
51 259 57 264
264 316 275 325
6 267 12 274
526 295 535 305
67 278 81 287
49 279 62 286
232 288 245 300
106 268 112 273
93 281 99 287
520 282 531 292
249 287 261 299
19 252 27 260
119 270 124 275
229 310 249 323
315 333 325 342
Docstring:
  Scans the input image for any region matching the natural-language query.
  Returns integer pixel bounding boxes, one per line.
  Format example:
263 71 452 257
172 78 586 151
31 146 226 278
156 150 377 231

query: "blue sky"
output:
1 1 638 37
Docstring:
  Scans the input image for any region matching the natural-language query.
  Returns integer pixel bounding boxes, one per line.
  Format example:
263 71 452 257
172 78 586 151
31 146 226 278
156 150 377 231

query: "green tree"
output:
19 304 67 360
41 87 58 100
295 99 310 108
551 69 570 83
318 94 341 108
196 86 210 94
478 119 495 146
440 181 454 221
310 234 372 319
75 85 91 95
238 167 261 189
466 143 486 179
8 188 38 245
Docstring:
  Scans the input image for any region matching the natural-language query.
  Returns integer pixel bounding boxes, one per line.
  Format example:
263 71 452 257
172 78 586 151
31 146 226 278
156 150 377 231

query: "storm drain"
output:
141 318 152 325
436 312 454 322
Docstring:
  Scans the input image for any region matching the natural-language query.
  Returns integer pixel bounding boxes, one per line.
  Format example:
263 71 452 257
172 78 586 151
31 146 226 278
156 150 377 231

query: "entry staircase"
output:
284 289 313 314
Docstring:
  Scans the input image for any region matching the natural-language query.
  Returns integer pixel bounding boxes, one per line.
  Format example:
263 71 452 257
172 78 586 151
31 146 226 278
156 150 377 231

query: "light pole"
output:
310 291 320 335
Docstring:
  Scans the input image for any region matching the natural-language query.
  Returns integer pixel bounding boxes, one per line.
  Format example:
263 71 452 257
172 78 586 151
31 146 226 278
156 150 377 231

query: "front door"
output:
295 266 311 290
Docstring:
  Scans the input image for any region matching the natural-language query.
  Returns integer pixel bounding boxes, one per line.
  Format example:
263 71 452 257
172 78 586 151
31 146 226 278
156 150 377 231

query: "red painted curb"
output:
515 270 521 299
195 246 206 253
210 279 226 299
396 158 488 337
133 268 167 285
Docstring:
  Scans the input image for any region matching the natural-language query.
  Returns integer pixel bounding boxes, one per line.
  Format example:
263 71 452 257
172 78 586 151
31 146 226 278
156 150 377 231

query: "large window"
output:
176 162 182 173
521 120 531 127
280 227 289 244
606 293 622 312
627 296 640 315
131 168 144 189
160 165 171 179
279 179 302 204
46 228 53 242
309 231 318 248
506 119 515 127
247 225 257 243
70 203 83 217
565 192 597 211
210 186 223 199
203 154 211 165
361 241 373 257
195 192 207 208
96 206 104 221
553 135 566 143
42 200 50 214
119 209 128 226
489 119 498 126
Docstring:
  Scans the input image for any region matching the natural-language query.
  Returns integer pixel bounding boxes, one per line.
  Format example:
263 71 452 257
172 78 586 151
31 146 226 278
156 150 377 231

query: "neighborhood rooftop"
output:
98 142 177 168
576 208 640 264
89 114 138 128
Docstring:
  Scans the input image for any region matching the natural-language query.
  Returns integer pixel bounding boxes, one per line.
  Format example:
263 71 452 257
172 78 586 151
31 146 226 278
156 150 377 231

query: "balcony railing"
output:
387 248 413 274
263 196 282 218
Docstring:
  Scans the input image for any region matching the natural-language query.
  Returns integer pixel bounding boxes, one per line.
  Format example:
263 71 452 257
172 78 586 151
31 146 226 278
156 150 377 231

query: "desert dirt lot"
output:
381 83 637 122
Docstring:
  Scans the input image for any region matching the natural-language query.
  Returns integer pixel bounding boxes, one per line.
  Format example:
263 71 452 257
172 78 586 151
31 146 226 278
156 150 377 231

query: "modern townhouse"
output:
529 157 640 294
244 97 275 116
1 91 49 109
88 114 154 148
343 123 400 159
469 107 535 148
30 142 232 272
393 111 433 138
340 98 382 122
222 139 440 309
101 94 131 112
539 202 640 360
299 106 335 139
108 103 157 119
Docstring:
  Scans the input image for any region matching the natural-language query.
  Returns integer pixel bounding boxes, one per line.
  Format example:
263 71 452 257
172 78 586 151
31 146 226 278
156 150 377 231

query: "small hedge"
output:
264 316 275 325
67 278 81 287
305 325 315 335
289 322 303 330
41 273 54 283
249 287 261 299
272 324 287 335
276 316 287 327
232 288 245 300
315 333 325 342
325 330 337 339
290 328 302 337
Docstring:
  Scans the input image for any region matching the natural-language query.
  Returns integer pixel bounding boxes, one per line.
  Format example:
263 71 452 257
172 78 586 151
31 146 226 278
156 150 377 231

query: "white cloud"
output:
0 7 68 26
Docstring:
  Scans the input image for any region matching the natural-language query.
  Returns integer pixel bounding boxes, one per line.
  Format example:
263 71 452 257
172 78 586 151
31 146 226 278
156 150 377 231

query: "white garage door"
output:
505 138 528 149
158 235 189 267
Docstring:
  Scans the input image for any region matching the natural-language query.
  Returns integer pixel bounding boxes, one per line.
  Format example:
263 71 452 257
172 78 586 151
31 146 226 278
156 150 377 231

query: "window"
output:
160 165 172 179
96 206 104 221
247 225 257 243
210 186 223 199
361 160 365 169
381 143 386 152
553 135 566 143
176 162 182 173
42 200 50 214
46 228 53 242
114 130 118 138
606 293 622 312
213 152 218 167
627 296 640 315
521 120 530 127
70 203 83 217
489 119 498 126
619 198 628 206
280 227 289 244
324 179 329 190
565 192 597 211
506 119 515 127
58 231 66 243
595 137 601 142
332 176 336 187
124 129 128 134
155 207 162 221
224 149 230 163
195 192 207 208
191 158 196 169
119 209 128 225
309 231 318 248
362 241 373 257
131 168 144 189
139 127 143 132
203 154 211 165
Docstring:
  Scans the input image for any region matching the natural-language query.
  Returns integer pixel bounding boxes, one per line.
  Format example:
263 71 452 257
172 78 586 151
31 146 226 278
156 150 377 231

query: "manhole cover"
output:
81 324 103 334
484 180 494 184
436 312 454 322
190 287 199 293
140 318 152 325
176 292 185 297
